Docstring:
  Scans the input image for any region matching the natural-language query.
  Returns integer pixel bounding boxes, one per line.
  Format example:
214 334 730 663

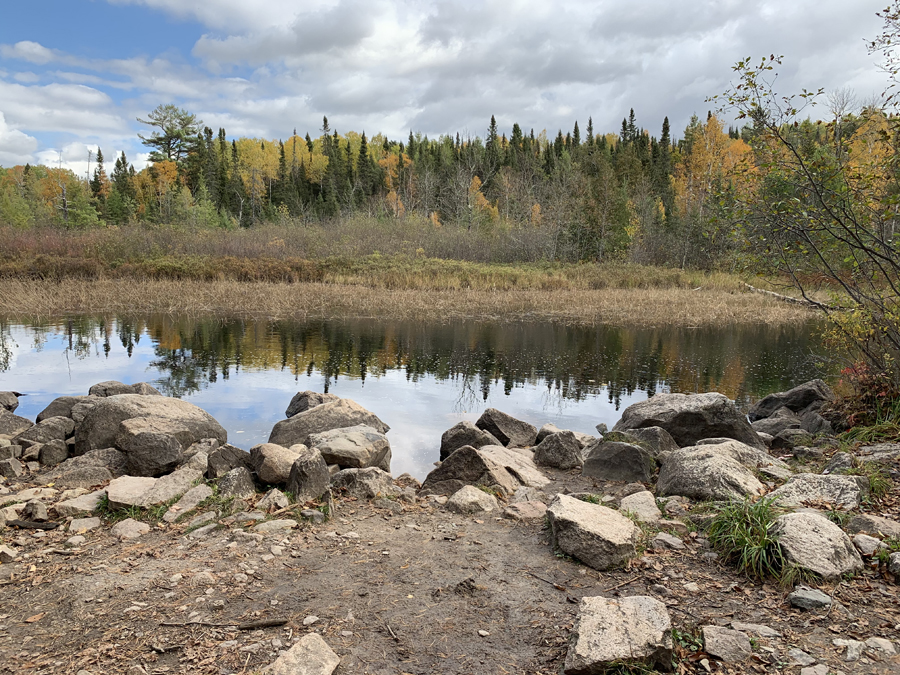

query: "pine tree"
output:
572 121 581 148
587 117 594 146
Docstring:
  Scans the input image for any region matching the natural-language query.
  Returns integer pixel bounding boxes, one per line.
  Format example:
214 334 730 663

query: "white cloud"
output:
0 112 38 166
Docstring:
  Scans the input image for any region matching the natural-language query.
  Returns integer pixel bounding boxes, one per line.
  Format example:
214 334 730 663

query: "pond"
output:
0 315 831 479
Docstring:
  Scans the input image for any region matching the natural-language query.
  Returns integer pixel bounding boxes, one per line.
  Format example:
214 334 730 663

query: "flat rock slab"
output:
69 516 101 533
446 485 498 514
503 501 547 520
269 398 389 448
564 595 672 673
253 519 299 533
137 463 205 507
107 476 158 510
657 446 763 501
263 632 339 675
845 513 900 538
164 484 214 523
548 494 638 571
788 587 832 610
774 512 863 580
769 473 866 510
480 445 549 489
110 518 151 540
703 625 752 663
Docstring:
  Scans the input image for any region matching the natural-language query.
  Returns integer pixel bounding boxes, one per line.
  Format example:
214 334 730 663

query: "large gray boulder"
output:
269 398 389 448
619 426 679 457
439 421 502 460
748 379 834 422
612 392 765 450
751 406 802 437
88 380 161 397
36 395 99 423
565 595 672 674
0 409 32 438
772 512 863 579
14 416 74 446
74 394 226 456
547 494 638 571
657 445 764 501
421 445 520 496
480 445 550 488
331 467 394 500
116 417 192 477
769 473 868 510
0 391 21 413
217 466 257 500
251 443 303 485
285 391 340 418
207 443 253 479
582 441 656 482
475 408 537 448
533 431 584 470
285 447 331 503
308 425 391 471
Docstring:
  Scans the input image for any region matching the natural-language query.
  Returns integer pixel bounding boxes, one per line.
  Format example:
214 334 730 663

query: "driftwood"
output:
743 283 838 310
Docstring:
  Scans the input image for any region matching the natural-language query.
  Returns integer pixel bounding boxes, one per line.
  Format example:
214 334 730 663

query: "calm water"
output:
0 316 831 479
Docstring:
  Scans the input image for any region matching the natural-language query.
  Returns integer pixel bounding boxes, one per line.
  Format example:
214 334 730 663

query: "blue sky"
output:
0 0 890 177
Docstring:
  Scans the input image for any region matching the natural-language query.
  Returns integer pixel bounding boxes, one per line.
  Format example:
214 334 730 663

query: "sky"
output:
0 0 891 177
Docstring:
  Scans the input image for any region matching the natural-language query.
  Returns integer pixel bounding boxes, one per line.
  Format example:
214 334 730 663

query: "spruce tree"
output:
572 121 581 147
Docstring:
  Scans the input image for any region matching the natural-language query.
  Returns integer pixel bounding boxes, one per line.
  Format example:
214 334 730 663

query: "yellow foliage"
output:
430 211 441 228
530 203 543 226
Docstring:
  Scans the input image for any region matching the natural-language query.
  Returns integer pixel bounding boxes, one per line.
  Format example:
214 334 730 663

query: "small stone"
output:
852 533 886 556
788 587 832 610
69 516 101 533
110 518 150 540
800 666 828 675
234 573 249 583
889 552 900 575
264 633 339 675
788 648 817 666
478 629 490 637
191 571 216 586
833 638 865 661
303 615 319 626
683 582 700 593
253 519 298 533
66 535 86 546
652 532 685 550
301 509 326 524
22 500 49 522
341 630 353 637
0 544 18 563
865 637 896 656
702 625 752 663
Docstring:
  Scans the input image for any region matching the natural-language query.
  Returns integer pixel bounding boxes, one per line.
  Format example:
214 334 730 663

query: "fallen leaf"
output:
24 613 45 623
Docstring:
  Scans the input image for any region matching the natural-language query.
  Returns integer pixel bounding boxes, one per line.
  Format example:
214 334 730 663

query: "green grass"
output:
96 494 178 525
874 537 900 565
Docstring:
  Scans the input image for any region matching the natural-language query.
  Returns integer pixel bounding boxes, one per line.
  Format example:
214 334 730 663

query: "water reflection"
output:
0 315 830 478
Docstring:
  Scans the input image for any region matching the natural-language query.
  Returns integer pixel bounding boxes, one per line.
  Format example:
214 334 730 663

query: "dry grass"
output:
0 278 815 326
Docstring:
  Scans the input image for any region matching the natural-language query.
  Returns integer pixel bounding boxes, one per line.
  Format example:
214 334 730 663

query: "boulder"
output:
88 380 161 397
207 443 253 479
446 485 498 514
163 484 213 523
55 489 107 518
822 452 855 475
110 518 151 540
748 379 834 422
0 391 20 413
54 466 113 490
564 595 672 673
582 441 656 482
769 474 867 510
439 421 502 460
285 447 330 503
14 416 74 446
136 460 206 507
845 513 900 539
751 406 802 437
74 394 226 456
619 490 662 524
480 445 550 488
116 417 192 477
852 533 885 556
799 410 833 435
307 425 391 471
619 426 679 457
0 457 24 478
0 409 33 438
547 494 638 571
251 443 303 485
771 428 811 451
257 488 290 512
285 391 341 418
38 439 69 466
330 467 394 500
657 446 764 501
262 632 340 675
35 395 99 423
217 467 257 500
420 445 519 496
536 423 563 444
612 392 765 450
772 512 863 579
269 398 389 448
106 475 158 510
475 408 537 448
703 626 752 663
533 431 584 470
49 447 127 478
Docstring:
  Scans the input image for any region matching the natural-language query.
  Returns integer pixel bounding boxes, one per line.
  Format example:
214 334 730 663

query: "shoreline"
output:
0 278 815 327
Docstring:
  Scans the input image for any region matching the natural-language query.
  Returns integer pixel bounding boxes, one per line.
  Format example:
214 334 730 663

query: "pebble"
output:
788 587 832 610
788 648 817 666
478 630 490 637
303 615 319 626
683 582 700 593
341 631 353 637
66 535 86 547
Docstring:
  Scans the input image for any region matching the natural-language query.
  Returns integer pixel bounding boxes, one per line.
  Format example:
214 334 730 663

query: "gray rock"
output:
769 473 867 510
619 491 662 524
136 462 205 507
285 391 340 418
582 441 656 482
51 447 127 477
69 516 101 533
652 532 685 550
731 622 782 638
420 445 519 496
446 485 498 514
38 439 69 466
503 501 548 520
35 395 98 423
14 416 74 446
547 494 638 571
0 391 20 413
535 423 563 444
748 379 833 421
54 466 113 490
55 489 107 518
106 475 158 510
331 467 394 500
771 428 811 451
269 398 389 448
74 394 226 456
751 406 802 436
657 446 764 501
799 410 833 434
0 457 24 478
702 625 752 663
253 519 298 533
612 392 765 450
889 552 900 575
852 533 885 556
23 500 49 521
207 443 253 479
110 518 151 540
0 545 18 563
0 409 33 438
533 431 584 470
857 442 900 466
440 421 502 460
217 467 256 500
480 445 549 488
163 484 213 523
866 637 897 656
846 513 900 538
116 417 191 477
308 425 391 471
262 632 340 675
475 408 537 448
251 443 302 485
620 426 679 457
833 638 865 662
257 488 290 512
823 452 855 475
285 447 331 502
0 444 19 460
88 380 161 397
774 513 863 579
788 648 818 666
564 595 672 673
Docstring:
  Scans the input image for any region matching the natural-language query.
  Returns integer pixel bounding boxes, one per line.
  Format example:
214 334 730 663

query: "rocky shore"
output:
0 379 898 674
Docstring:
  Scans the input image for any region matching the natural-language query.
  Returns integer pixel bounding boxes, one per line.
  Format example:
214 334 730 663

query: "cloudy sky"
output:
0 0 891 175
